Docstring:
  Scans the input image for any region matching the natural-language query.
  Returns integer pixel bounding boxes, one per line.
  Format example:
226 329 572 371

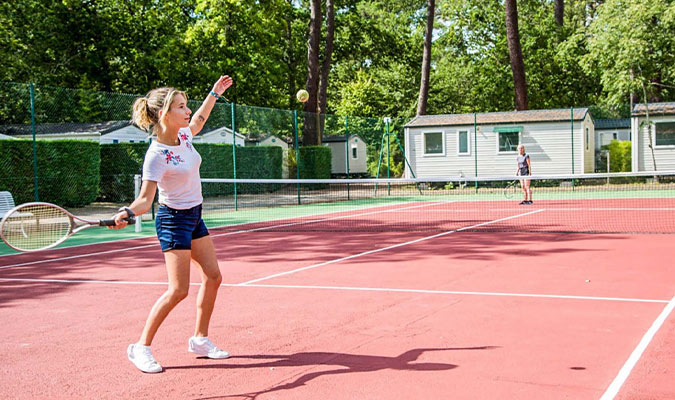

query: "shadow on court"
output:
165 346 497 399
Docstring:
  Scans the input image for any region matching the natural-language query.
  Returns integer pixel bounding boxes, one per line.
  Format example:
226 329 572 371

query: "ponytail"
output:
130 87 187 135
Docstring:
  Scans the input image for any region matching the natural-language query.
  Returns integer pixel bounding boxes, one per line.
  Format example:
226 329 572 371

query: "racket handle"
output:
99 217 136 226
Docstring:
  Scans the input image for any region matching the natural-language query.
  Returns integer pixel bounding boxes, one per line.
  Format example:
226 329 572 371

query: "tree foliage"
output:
0 0 673 122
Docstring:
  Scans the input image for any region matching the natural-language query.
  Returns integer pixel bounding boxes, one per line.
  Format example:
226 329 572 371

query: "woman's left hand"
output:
212 75 233 97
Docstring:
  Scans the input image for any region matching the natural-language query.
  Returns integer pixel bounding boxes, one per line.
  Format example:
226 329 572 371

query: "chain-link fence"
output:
2 81 655 211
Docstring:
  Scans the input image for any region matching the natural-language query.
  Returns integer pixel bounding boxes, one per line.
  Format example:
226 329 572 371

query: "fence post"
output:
29 83 39 201
294 110 301 204
474 112 478 192
385 118 391 195
231 102 237 210
570 107 575 174
134 174 142 232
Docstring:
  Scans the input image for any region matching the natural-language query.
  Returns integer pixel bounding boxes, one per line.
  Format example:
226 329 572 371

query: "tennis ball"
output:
296 89 309 103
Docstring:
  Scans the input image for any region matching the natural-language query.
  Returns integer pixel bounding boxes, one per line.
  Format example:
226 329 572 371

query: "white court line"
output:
239 209 545 285
0 201 445 270
395 208 675 212
0 278 669 304
600 296 675 400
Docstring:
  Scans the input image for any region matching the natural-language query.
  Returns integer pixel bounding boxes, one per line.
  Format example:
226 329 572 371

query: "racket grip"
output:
99 217 136 226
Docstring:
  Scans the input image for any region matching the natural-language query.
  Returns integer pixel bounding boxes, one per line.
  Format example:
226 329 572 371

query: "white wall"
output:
596 128 630 149
633 115 675 171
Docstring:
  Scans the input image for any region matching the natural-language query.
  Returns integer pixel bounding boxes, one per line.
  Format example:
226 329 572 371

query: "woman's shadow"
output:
167 346 498 399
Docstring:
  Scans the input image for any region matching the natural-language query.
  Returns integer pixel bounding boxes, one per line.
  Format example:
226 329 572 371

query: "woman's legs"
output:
524 179 532 202
190 235 222 337
138 249 192 346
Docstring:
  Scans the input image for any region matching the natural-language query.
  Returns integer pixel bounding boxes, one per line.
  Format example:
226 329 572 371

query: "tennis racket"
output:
0 202 135 252
503 180 519 199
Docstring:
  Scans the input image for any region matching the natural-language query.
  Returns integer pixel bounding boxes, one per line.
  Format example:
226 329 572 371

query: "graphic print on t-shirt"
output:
179 131 193 151
162 149 184 165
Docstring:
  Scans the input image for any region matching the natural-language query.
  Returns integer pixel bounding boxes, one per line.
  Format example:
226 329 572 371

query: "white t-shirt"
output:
142 127 203 209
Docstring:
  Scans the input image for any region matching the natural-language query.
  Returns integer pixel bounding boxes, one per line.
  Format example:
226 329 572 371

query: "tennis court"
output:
0 174 673 399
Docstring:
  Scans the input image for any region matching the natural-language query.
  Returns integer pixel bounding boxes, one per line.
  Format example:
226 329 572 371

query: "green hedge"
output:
0 139 100 207
99 143 149 202
100 142 283 202
299 146 331 179
608 140 631 172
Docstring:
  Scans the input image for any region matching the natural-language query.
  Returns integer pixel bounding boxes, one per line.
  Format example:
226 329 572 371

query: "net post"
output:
231 102 238 210
293 110 301 204
134 174 142 232
29 82 39 201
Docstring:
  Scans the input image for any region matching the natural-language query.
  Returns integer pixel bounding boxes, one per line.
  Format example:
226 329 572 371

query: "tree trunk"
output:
554 0 564 26
303 0 321 145
285 0 297 110
505 0 529 110
416 0 435 116
318 0 335 136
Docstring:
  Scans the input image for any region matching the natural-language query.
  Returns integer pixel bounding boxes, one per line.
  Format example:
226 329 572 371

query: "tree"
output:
319 0 336 116
303 0 322 145
583 0 675 106
555 0 564 26
416 0 435 116
505 0 529 110
318 0 336 136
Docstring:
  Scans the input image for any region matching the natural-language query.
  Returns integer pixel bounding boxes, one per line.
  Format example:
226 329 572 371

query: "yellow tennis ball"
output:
296 89 309 103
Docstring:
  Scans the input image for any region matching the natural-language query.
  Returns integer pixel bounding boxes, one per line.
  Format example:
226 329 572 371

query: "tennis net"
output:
193 172 675 234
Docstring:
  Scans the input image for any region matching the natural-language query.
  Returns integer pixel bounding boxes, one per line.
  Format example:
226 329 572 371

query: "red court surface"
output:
0 216 673 399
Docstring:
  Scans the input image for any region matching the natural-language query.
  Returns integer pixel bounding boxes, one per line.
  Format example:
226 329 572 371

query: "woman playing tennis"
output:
110 75 233 373
516 144 532 205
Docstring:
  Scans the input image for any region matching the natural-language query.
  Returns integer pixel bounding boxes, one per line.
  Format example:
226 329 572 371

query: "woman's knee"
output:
205 271 222 286
167 286 190 302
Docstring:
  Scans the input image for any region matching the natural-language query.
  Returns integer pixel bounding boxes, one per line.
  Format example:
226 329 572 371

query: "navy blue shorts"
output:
155 204 209 252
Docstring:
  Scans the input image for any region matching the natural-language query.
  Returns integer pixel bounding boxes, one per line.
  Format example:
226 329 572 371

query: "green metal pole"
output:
474 112 478 192
386 118 391 195
345 116 350 200
571 107 575 189
570 107 575 175
294 110 301 204
29 83 39 201
374 132 387 196
231 102 237 210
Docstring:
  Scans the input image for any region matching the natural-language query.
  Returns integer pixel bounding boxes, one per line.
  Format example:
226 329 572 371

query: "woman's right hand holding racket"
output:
109 207 135 229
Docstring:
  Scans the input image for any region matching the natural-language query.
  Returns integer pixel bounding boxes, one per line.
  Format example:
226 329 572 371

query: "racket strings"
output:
1 205 72 251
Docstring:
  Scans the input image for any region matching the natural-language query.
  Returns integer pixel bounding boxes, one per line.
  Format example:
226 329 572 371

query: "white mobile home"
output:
191 126 246 146
595 119 630 149
631 102 675 171
100 123 149 144
404 108 594 178
246 134 290 150
3 121 128 142
322 135 368 175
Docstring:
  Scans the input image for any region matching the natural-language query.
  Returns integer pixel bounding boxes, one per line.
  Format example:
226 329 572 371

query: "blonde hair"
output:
131 87 187 135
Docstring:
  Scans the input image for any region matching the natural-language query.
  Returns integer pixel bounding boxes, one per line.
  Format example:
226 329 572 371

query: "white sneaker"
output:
127 343 163 373
188 336 230 359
